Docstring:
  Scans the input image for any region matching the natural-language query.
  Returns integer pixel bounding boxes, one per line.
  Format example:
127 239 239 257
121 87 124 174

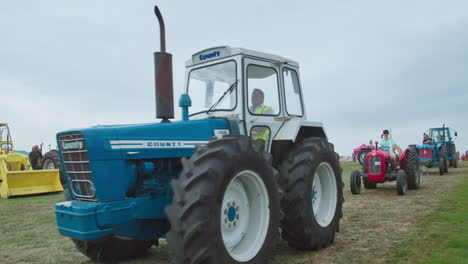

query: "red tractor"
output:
350 142 420 195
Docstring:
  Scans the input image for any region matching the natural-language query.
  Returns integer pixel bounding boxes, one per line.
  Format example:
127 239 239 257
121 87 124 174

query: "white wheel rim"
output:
220 170 270 262
43 159 55 170
312 162 337 227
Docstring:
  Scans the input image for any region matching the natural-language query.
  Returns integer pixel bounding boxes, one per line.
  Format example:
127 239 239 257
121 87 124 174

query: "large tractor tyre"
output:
166 135 280 264
452 145 459 168
440 145 448 173
357 149 370 166
405 147 421 190
278 138 343 250
396 170 407 195
350 170 361 194
63 190 154 262
41 150 65 185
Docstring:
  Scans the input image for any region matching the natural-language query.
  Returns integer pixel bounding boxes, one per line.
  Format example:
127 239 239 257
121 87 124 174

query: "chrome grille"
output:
369 157 381 175
58 133 96 201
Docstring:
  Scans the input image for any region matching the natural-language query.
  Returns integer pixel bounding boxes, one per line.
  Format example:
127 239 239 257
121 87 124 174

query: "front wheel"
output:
439 158 444 175
440 145 449 173
405 147 421 190
166 136 280 263
396 170 407 195
279 138 343 250
350 170 361 194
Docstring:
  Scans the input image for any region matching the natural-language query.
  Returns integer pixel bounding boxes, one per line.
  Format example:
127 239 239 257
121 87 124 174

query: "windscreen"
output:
187 61 237 115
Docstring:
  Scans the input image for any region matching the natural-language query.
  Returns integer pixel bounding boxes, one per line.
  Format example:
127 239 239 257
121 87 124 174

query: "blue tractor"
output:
415 125 458 175
54 6 344 263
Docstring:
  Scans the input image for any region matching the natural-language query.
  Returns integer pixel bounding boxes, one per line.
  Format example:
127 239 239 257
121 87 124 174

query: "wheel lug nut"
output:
232 201 236 206
236 215 239 220
225 218 228 223
224 209 227 215
228 223 231 228
233 221 236 226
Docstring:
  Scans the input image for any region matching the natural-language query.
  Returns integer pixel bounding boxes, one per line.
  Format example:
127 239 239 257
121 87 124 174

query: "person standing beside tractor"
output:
250 88 274 141
29 145 43 170
380 129 400 169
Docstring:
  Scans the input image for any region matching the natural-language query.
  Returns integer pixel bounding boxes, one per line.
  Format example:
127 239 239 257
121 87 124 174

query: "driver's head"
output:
383 129 390 139
424 133 430 140
251 89 264 106
32 145 39 151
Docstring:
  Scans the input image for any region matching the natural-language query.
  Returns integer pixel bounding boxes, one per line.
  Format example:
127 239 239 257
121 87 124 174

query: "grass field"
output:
0 162 467 264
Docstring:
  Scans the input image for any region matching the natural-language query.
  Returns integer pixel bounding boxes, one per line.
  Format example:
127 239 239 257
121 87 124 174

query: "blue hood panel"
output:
56 118 231 202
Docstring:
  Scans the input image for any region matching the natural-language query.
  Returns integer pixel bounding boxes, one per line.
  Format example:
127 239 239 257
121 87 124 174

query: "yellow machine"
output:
0 123 63 198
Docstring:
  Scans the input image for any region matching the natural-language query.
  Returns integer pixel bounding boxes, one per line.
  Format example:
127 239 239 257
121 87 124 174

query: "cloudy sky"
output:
1 0 467 156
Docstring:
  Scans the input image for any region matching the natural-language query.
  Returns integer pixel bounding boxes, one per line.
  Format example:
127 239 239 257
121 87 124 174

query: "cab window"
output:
283 68 303 116
247 65 280 116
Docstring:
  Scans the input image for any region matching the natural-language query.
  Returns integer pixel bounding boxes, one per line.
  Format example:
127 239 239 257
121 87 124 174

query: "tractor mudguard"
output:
274 120 327 142
398 148 409 170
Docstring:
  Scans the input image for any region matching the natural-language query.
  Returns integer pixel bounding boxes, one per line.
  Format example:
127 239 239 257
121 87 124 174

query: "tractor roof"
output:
186 46 299 68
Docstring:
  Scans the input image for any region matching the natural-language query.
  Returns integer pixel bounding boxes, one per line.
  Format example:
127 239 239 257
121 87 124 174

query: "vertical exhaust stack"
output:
153 6 174 122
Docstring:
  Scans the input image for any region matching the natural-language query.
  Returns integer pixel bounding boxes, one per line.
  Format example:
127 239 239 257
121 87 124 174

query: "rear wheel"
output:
278 138 343 250
405 147 421 190
350 170 361 194
396 170 407 195
166 136 280 263
357 149 370 166
41 150 65 185
63 190 153 262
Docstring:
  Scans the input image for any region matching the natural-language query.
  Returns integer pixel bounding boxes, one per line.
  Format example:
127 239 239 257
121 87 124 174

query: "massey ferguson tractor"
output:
350 142 420 195
54 6 344 263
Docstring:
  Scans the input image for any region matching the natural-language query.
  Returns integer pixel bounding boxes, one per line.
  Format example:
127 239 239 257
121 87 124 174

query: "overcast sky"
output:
1 0 467 156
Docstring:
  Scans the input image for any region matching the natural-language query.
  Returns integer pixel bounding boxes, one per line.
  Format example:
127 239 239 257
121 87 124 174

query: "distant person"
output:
380 129 398 169
422 134 432 145
29 145 42 170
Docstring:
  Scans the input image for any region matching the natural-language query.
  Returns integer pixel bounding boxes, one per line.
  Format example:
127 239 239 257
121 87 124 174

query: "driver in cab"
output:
250 89 273 141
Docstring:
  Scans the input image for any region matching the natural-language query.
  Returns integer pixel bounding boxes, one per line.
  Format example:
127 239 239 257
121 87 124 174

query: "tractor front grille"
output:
58 133 96 201
419 148 432 159
369 156 381 175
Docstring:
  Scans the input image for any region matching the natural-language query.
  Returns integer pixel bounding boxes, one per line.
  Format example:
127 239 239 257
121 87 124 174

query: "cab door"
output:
243 58 285 151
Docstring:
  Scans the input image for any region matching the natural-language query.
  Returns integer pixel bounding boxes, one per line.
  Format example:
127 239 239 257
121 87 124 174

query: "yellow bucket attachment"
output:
0 151 63 198
0 169 63 198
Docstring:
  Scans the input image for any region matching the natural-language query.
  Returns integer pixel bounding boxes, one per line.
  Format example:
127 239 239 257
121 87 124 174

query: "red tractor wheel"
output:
396 170 407 195
350 170 361 195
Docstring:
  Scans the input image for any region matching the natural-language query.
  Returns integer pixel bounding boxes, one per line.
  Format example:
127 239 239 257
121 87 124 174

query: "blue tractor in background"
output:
415 125 458 175
54 6 344 263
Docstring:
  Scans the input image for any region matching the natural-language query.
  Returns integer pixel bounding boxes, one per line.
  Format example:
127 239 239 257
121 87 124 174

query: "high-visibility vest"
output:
251 105 273 141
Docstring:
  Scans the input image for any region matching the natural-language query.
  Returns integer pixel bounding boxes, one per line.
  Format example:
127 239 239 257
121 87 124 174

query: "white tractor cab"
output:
169 46 343 258
184 46 327 155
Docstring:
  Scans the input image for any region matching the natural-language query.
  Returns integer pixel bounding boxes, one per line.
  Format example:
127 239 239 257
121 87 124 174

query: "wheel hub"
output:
312 162 337 227
220 170 270 262
223 201 241 229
